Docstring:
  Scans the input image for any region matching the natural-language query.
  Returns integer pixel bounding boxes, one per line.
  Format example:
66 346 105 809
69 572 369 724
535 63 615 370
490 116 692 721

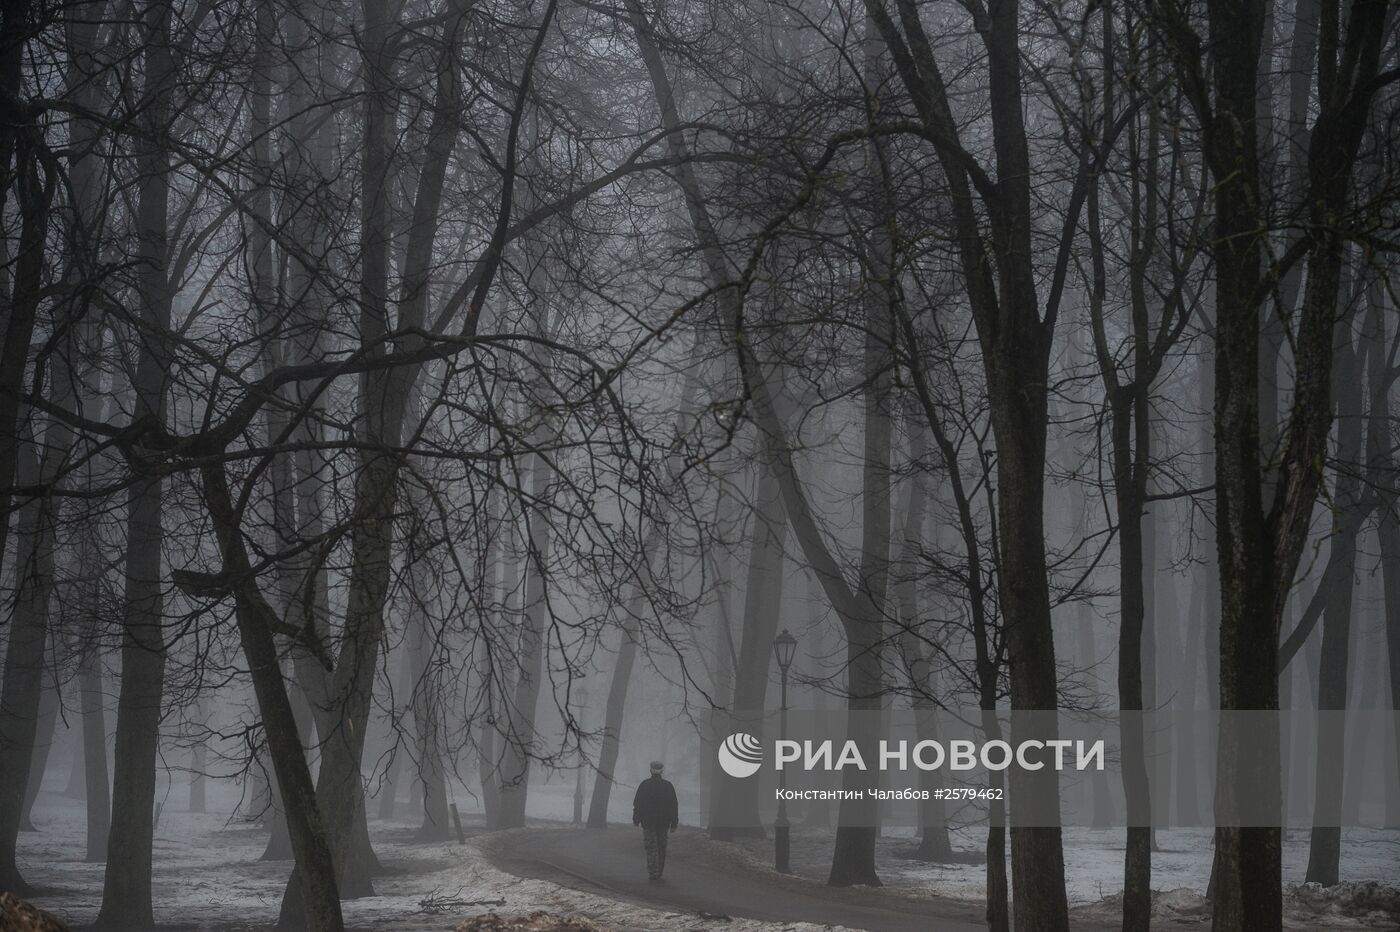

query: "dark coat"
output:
632 774 678 831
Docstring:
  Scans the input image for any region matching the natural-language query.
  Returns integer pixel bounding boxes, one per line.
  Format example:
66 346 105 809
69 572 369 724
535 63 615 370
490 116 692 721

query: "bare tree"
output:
1153 0 1398 925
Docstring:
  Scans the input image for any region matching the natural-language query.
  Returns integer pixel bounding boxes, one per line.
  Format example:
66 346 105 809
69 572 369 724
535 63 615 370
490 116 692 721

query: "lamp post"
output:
773 628 797 873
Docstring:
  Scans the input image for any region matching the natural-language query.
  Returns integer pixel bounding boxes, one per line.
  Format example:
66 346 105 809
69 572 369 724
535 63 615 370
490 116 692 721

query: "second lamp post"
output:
773 628 797 873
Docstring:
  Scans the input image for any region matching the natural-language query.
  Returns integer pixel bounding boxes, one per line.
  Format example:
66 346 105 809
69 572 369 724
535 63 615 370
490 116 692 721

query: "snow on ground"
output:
16 778 853 932
15 758 1400 930
724 823 1400 927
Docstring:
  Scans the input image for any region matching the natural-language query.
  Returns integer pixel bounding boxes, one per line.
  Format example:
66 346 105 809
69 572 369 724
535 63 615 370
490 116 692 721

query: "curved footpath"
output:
484 826 989 931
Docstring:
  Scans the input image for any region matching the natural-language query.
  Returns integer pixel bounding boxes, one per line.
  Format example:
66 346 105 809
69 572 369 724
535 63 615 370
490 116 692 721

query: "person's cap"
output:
649 760 664 772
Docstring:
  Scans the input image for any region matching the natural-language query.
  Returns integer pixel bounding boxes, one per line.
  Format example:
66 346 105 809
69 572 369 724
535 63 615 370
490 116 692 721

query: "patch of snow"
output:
17 783 853 932
721 824 1400 928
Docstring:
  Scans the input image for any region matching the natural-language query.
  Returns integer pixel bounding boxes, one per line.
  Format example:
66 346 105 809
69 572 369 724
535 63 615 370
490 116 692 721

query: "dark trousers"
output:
641 825 668 878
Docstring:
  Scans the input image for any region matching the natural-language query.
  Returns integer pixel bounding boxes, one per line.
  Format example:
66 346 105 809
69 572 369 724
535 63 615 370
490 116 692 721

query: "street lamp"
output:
773 628 797 873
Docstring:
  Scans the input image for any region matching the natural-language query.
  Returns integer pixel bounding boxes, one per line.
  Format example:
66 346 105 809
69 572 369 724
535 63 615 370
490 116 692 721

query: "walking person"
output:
632 760 678 881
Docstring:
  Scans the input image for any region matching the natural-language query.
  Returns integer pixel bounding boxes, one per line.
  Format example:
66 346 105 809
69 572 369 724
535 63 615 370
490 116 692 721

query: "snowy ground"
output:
14 765 1400 930
725 823 1400 927
16 778 851 932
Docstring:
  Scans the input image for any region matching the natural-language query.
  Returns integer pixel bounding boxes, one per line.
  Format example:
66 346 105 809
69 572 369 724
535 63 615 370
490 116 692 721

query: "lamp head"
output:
773 628 797 673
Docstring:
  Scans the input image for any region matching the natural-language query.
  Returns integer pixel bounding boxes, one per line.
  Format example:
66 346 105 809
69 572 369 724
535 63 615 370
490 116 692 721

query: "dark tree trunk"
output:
408 557 451 842
275 0 401 904
261 682 314 861
64 0 111 855
1154 1 1392 926
1175 559 1203 826
1081 19 1175 914
64 721 86 801
1109 394 1153 932
0 136 57 895
1304 321 1368 886
587 612 639 828
1371 273 1400 833
710 457 786 840
895 291 1009 930
20 677 60 831
4 435 55 850
80 650 110 863
800 572 832 829
859 2 1074 921
0 483 50 889
701 479 740 829
92 5 174 925
279 0 494 911
0 54 47 589
894 418 952 862
203 464 345 932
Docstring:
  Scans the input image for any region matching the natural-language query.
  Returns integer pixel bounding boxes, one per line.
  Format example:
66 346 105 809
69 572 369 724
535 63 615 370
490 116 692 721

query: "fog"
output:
0 0 1398 930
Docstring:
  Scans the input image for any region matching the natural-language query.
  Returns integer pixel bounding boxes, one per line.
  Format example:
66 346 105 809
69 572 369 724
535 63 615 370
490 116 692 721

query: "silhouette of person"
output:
631 760 679 881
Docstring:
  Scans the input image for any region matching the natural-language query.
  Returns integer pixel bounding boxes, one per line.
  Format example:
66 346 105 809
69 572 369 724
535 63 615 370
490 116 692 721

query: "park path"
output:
484 826 989 931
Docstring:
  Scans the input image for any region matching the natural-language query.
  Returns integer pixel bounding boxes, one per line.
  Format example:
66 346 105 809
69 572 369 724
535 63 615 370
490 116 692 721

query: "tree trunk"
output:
894 418 952 861
262 678 315 861
800 571 832 829
710 456 786 840
477 719 501 830
64 707 86 800
92 5 175 923
203 465 345 932
827 58 893 879
1176 557 1203 826
858 3 1071 921
20 677 60 831
0 453 51 887
1111 404 1152 932
895 276 1009 931
587 611 640 828
408 549 451 841
0 83 50 595
1163 1 1392 925
1304 326 1367 886
1370 271 1400 832
376 650 413 821
76 641 111 862
496 441 554 829
276 0 489 908
477 515 512 831
1082 35 1169 915
0 134 57 895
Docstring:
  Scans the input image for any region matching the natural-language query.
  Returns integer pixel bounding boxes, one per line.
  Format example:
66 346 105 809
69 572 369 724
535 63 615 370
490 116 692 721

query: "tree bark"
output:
20 676 59 830
710 455 787 840
495 439 554 829
406 536 451 841
203 464 345 932
93 4 175 924
0 14 48 589
0 443 52 890
1304 315 1368 886
859 3 1075 920
1153 1 1394 925
279 0 494 913
893 418 953 861
1369 271 1400 833
0 128 57 896
587 601 641 828
79 645 110 862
